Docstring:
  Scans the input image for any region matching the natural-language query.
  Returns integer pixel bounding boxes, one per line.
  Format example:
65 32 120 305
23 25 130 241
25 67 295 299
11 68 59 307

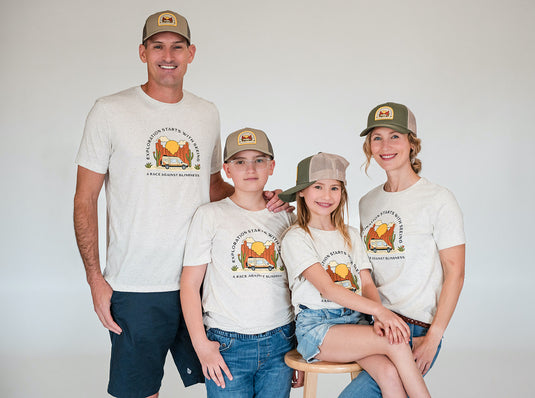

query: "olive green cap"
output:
142 10 191 44
279 153 349 202
360 102 417 137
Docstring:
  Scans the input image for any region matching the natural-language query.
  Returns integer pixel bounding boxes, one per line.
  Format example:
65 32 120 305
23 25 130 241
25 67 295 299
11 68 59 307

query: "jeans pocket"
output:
278 323 296 342
206 330 234 353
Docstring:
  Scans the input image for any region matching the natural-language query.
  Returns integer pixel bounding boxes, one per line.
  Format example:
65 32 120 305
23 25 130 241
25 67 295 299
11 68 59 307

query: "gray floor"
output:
1 349 531 397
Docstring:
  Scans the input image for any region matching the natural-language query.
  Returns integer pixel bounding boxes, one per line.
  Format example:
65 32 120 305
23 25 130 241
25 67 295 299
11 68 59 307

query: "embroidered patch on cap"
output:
375 106 394 121
237 131 256 145
158 13 177 26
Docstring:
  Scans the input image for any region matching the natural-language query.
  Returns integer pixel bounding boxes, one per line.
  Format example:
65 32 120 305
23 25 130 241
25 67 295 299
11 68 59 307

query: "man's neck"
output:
141 82 184 103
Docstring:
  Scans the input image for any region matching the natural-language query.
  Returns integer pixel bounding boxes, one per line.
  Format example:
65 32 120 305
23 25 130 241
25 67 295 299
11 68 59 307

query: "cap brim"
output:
278 181 315 203
360 124 413 137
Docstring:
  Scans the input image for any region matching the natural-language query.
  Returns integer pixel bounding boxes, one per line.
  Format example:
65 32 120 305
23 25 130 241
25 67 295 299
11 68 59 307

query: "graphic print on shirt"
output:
144 127 201 176
321 251 361 299
230 229 285 276
363 210 406 259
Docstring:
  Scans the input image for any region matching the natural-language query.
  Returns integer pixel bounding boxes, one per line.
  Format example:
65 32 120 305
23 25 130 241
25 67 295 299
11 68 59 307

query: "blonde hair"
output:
362 131 422 175
295 183 352 250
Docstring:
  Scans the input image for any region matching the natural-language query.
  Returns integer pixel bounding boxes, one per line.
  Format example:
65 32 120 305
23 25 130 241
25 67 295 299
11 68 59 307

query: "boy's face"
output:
223 150 274 193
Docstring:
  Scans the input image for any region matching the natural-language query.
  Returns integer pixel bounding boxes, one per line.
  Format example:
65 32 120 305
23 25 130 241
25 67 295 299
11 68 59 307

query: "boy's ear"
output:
268 159 275 175
222 163 232 178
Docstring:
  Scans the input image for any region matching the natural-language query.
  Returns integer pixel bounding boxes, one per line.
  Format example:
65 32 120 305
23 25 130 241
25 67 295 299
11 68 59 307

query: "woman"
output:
339 102 465 397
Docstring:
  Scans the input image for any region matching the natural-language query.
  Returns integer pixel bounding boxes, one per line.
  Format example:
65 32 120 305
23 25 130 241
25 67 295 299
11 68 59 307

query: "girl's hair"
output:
295 182 352 250
362 131 422 175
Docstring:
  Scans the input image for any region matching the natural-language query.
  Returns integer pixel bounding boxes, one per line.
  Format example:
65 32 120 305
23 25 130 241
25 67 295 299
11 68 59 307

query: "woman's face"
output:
369 127 412 173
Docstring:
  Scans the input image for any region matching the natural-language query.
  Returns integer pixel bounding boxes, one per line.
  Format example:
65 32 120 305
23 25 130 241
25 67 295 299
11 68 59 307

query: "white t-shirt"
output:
183 197 296 334
281 225 371 314
359 177 465 324
76 86 221 292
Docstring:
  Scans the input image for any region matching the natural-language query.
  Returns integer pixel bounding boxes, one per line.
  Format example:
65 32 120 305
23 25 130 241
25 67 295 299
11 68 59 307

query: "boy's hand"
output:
197 340 233 388
263 190 295 213
292 370 305 388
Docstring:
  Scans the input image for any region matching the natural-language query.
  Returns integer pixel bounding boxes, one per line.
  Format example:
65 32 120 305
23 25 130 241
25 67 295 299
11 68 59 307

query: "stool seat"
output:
284 349 362 397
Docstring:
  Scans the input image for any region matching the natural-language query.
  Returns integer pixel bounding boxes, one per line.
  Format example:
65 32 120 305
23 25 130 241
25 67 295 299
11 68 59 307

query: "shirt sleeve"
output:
433 189 466 250
281 228 321 283
183 205 215 267
75 99 112 174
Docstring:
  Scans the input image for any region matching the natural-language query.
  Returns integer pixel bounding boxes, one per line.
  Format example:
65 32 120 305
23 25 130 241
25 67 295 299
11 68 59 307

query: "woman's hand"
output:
196 340 233 388
374 307 410 344
412 332 441 375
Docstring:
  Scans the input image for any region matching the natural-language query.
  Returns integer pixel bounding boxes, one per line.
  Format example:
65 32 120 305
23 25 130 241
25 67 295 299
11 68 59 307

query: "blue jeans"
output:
205 323 296 398
338 323 442 398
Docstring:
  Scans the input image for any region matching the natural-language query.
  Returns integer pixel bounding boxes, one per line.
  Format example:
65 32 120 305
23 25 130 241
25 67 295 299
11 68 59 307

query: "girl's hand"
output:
196 340 233 388
372 319 385 337
375 307 410 344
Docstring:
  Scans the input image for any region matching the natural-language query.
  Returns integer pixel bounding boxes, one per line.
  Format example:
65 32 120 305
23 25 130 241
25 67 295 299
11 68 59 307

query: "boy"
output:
180 128 300 397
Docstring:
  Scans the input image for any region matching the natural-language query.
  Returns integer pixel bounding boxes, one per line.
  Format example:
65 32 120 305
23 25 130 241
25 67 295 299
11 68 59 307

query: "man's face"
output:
139 31 196 90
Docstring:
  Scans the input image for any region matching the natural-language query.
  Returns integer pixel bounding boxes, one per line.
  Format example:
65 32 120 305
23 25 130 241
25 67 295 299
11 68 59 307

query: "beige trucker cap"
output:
279 153 350 202
142 10 191 44
223 128 274 162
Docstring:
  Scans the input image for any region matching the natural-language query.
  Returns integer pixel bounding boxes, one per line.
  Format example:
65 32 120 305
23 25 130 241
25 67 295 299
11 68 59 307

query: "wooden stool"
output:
284 349 362 398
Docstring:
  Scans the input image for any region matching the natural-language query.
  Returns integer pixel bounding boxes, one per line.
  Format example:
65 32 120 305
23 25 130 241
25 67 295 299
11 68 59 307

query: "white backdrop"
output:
1 0 534 396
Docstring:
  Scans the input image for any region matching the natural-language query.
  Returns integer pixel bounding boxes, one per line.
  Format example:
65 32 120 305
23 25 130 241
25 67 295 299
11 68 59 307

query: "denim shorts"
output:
295 305 367 363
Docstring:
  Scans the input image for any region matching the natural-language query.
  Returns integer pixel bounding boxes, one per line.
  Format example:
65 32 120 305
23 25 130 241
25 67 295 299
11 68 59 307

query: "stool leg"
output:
304 372 318 398
350 370 361 380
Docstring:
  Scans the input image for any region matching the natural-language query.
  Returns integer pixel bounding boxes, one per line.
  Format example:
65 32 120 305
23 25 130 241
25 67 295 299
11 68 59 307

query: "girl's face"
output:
369 127 413 173
299 179 342 221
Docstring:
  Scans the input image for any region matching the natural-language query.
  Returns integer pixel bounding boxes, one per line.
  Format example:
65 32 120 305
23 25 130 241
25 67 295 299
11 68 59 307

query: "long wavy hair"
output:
295 182 352 250
362 131 422 175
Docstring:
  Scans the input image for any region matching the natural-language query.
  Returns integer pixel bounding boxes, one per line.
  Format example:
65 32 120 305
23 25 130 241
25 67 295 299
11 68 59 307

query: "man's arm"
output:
73 165 122 334
210 171 234 202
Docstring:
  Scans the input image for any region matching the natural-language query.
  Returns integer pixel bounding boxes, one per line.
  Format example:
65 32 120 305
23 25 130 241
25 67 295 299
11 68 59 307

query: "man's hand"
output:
89 277 122 335
263 190 294 213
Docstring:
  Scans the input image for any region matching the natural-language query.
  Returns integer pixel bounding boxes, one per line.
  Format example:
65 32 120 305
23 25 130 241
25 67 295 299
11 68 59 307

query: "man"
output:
74 10 285 398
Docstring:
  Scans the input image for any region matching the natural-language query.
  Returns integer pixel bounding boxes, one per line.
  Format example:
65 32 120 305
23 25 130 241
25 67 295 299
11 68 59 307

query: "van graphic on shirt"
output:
325 261 360 295
363 215 405 254
144 128 202 173
234 237 281 272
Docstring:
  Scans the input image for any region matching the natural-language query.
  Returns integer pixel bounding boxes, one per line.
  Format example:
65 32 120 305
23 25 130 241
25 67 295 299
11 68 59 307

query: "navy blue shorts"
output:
108 291 204 398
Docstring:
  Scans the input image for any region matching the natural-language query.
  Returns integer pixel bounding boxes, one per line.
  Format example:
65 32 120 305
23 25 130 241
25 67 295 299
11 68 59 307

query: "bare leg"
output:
357 355 405 398
316 324 430 398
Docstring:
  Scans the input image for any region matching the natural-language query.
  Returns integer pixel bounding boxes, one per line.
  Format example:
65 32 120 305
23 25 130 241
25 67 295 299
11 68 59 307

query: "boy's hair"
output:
362 131 422 175
295 182 352 250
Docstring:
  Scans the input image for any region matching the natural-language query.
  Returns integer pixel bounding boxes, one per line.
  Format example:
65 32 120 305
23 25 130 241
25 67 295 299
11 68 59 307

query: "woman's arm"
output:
180 265 233 387
302 264 410 343
412 243 465 374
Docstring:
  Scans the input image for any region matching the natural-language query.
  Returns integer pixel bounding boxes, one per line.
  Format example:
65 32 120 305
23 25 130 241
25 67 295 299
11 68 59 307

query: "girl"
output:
279 152 431 398
341 102 465 397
